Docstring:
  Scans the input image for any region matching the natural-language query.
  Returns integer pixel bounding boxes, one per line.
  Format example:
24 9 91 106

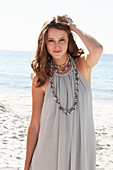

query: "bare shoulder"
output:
32 74 38 86
32 74 50 94
75 55 92 87
30 75 45 130
75 55 89 71
32 75 44 96
41 76 50 94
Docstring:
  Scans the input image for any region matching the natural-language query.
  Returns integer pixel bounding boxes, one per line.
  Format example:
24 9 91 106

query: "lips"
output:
53 50 62 53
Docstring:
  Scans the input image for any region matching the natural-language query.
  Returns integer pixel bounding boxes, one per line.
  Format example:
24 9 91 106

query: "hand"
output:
62 15 76 31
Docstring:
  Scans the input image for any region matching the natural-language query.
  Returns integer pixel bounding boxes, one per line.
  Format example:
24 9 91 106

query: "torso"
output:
41 56 92 95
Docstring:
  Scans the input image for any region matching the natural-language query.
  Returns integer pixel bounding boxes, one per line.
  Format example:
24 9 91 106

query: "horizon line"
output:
0 49 112 55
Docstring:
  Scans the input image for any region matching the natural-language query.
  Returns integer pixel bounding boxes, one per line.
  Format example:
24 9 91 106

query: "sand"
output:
0 92 113 170
93 99 113 170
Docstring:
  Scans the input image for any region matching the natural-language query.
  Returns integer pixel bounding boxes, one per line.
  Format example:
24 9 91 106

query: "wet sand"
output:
0 93 113 170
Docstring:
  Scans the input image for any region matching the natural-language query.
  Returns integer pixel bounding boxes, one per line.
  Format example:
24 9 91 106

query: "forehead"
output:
47 28 68 39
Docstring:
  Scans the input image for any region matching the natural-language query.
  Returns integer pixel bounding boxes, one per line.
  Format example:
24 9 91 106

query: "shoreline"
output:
0 92 113 170
1 90 113 102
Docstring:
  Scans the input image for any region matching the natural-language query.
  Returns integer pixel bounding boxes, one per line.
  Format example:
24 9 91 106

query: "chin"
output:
52 55 62 59
51 52 67 59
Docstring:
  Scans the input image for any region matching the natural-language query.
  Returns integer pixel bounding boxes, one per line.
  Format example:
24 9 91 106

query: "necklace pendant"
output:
65 112 70 115
54 96 57 100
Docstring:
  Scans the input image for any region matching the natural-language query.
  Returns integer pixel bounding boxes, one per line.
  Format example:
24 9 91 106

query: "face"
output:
46 28 69 60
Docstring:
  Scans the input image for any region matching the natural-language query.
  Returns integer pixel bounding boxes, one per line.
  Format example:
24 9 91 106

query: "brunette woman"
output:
24 15 103 170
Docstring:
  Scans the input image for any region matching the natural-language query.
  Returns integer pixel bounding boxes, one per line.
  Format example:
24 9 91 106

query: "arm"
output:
63 15 103 69
24 76 45 170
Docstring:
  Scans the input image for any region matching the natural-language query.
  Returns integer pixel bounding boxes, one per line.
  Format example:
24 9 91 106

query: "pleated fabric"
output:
30 64 96 170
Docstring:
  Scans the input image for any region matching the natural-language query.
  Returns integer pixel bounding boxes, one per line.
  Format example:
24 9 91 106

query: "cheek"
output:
46 43 50 51
63 40 68 49
60 39 68 47
46 44 53 55
46 42 54 49
66 40 69 47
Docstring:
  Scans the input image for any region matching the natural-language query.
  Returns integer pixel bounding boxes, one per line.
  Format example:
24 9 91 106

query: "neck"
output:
52 53 69 66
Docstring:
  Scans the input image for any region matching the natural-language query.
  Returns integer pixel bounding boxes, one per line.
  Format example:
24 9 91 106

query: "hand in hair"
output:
62 14 76 32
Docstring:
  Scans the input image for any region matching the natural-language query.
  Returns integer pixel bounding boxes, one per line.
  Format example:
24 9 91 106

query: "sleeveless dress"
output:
30 63 96 170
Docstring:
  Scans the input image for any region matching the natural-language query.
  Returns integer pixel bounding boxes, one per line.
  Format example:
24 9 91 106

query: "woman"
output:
24 15 103 170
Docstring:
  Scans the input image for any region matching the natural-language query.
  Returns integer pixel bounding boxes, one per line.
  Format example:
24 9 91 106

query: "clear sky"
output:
0 0 113 54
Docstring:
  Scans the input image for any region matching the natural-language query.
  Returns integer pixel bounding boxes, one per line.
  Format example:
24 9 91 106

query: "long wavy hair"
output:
31 16 84 87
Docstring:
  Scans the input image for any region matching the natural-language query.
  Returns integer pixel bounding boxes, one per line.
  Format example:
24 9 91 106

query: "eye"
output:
60 38 65 41
48 39 54 42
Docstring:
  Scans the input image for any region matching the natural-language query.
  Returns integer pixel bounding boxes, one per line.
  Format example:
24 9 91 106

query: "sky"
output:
0 0 113 54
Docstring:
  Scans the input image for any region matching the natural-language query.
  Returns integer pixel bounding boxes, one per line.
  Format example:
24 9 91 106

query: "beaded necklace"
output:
52 56 70 69
48 55 70 73
49 55 79 115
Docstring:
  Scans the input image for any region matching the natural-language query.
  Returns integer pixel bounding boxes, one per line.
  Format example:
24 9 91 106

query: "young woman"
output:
24 15 103 170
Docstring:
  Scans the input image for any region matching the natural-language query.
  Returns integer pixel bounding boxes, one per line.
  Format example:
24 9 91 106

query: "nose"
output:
54 42 60 49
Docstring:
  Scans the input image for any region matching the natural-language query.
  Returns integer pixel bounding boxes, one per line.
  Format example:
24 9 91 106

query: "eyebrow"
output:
47 37 66 40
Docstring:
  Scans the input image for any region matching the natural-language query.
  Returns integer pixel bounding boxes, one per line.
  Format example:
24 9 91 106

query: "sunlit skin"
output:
46 28 69 66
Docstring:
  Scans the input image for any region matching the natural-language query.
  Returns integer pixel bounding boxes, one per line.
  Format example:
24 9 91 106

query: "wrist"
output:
70 24 77 32
71 25 82 37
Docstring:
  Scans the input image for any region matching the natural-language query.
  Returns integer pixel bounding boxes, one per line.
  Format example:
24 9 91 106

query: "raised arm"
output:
63 15 103 69
24 76 45 170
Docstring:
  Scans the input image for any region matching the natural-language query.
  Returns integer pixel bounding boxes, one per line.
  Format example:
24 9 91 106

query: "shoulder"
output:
30 75 45 131
75 55 92 86
75 55 89 71
32 74 39 87
32 75 44 95
32 74 50 95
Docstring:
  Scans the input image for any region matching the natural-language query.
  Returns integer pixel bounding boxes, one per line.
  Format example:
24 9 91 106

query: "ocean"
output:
0 50 113 100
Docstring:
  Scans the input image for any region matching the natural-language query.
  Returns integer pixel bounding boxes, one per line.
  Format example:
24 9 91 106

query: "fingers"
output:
62 14 68 20
63 15 74 24
63 14 68 17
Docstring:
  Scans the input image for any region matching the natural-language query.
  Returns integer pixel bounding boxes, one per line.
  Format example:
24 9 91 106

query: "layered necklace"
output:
49 55 79 116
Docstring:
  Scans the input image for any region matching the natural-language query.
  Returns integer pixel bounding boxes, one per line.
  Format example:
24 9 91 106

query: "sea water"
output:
0 50 33 95
0 50 113 100
91 53 113 100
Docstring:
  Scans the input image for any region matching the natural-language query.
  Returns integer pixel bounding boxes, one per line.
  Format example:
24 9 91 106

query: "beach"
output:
0 92 113 170
0 92 31 170
0 51 113 169
93 100 113 170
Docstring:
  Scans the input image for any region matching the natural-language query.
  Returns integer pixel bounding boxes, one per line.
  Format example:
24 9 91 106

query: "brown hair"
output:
31 16 84 87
